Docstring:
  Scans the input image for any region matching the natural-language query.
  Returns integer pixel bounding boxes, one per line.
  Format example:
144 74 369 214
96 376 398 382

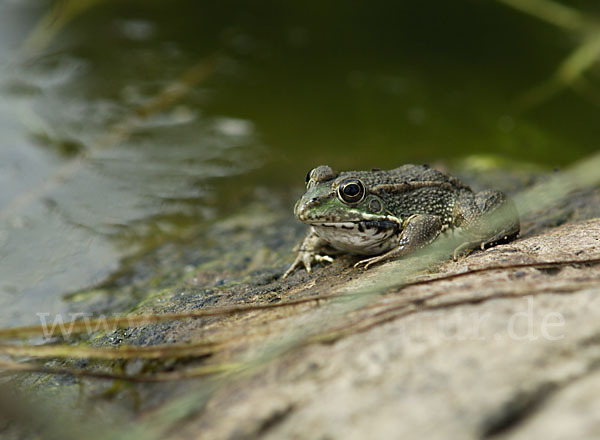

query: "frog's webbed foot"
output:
283 252 333 278
282 228 334 278
354 213 442 270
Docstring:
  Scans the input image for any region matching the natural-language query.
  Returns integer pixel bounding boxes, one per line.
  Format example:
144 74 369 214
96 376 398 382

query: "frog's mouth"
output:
311 219 400 255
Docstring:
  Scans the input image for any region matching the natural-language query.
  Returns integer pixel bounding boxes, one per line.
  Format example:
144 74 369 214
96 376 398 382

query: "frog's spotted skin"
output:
283 164 520 278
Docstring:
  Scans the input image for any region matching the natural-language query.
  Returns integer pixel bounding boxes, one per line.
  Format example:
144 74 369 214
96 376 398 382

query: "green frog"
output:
283 164 520 278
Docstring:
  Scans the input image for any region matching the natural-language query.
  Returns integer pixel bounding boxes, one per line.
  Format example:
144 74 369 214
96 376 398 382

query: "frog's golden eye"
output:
338 179 365 204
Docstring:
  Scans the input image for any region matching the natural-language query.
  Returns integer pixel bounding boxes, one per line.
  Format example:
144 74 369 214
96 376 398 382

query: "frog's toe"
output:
303 258 312 274
354 255 382 270
315 255 334 264
453 238 490 260
452 242 473 261
282 259 301 279
283 254 307 278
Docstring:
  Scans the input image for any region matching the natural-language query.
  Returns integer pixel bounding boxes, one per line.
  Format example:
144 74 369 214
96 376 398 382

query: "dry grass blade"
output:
519 33 600 109
0 340 221 360
22 0 107 54
399 257 600 287
558 34 600 82
0 359 238 382
0 294 335 340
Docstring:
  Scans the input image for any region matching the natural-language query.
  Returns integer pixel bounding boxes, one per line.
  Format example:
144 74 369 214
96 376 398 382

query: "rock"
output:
169 218 600 440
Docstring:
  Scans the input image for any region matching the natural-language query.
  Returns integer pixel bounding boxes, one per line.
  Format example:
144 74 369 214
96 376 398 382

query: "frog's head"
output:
294 165 386 222
294 165 401 253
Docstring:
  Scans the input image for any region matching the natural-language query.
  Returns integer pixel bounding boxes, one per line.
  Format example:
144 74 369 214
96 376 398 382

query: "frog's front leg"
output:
282 227 334 278
452 190 520 259
354 214 442 270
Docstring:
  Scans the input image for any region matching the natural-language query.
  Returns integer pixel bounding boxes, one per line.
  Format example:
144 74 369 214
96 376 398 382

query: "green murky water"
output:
1 0 598 326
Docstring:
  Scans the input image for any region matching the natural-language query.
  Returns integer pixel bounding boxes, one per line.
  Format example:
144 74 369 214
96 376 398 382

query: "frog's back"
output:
387 164 470 187
338 164 466 188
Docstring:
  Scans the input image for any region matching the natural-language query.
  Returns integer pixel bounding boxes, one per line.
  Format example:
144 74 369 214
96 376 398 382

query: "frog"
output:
282 164 520 278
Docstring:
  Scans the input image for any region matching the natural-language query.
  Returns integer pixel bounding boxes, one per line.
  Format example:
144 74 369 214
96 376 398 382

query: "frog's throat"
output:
310 218 401 255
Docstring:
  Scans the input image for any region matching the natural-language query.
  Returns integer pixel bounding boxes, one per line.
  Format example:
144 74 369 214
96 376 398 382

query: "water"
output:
0 0 598 326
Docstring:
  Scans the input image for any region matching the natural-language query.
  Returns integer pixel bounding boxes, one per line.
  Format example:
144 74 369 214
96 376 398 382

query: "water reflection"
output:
0 2 261 326
1 0 599 326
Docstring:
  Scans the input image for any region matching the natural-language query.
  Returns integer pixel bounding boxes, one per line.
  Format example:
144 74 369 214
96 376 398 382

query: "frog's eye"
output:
338 179 365 204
